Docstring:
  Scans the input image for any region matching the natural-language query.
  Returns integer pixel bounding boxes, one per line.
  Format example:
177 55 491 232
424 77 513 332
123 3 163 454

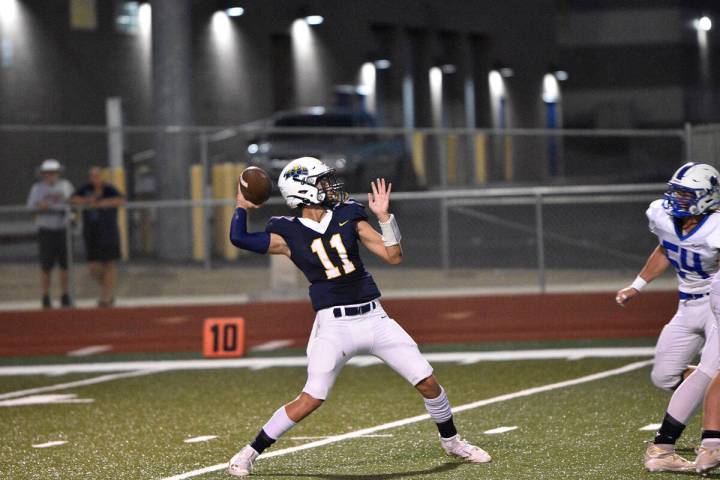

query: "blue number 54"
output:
662 240 710 279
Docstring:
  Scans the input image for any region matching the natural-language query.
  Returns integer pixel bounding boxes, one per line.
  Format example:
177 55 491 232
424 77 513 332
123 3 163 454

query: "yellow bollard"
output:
412 132 427 187
503 135 514 182
474 134 488 185
190 164 206 262
212 163 247 260
446 134 458 185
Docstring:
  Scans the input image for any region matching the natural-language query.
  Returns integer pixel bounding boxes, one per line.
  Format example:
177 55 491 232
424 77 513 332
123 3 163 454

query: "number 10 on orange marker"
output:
203 318 246 357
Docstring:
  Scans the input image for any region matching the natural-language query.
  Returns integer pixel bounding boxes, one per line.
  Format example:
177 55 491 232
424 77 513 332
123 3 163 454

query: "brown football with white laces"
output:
239 166 273 205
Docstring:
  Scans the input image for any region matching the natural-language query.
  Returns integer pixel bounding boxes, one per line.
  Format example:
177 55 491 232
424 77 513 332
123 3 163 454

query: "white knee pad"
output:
651 366 682 391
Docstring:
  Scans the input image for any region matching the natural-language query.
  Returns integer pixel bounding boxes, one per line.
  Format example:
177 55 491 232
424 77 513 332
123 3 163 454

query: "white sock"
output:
423 387 453 423
262 406 296 440
667 370 712 424
702 438 720 449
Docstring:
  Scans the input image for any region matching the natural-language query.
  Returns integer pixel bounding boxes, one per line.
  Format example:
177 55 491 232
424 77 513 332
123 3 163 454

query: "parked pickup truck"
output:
246 107 417 192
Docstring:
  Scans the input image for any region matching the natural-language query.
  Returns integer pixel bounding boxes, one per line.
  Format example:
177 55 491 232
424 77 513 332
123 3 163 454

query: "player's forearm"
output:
229 207 271 254
385 244 403 264
637 246 670 283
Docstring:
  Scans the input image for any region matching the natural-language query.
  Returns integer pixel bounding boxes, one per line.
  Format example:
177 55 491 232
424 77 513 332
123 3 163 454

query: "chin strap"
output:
379 214 402 247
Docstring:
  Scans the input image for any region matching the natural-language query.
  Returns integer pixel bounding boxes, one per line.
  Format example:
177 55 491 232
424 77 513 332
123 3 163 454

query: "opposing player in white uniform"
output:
615 162 720 472
226 157 490 477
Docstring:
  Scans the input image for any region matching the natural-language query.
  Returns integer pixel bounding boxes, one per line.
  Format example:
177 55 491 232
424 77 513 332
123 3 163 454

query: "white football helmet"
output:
663 162 720 217
278 157 346 208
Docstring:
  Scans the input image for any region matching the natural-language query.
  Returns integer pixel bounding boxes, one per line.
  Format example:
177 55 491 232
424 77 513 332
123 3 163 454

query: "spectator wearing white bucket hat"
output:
26 159 75 308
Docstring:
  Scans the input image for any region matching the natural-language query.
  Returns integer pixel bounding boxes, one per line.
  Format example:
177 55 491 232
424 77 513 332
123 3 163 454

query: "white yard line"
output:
160 359 653 480
250 340 294 352
67 345 113 357
288 434 394 440
483 426 518 435
0 347 655 376
32 441 67 449
0 369 164 401
184 436 218 444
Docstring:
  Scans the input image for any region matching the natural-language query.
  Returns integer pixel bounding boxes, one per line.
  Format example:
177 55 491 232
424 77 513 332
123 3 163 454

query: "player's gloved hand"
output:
368 178 392 223
615 286 639 307
236 181 260 210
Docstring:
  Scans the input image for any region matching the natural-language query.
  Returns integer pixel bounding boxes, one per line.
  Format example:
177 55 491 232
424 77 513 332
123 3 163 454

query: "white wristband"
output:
379 214 402 247
631 276 648 292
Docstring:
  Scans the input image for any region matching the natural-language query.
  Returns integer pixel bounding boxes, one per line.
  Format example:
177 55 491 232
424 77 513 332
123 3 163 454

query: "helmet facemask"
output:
663 180 719 218
315 171 347 207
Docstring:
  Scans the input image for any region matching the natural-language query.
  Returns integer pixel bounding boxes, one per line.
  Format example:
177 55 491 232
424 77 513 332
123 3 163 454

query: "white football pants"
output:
652 296 719 390
302 301 434 400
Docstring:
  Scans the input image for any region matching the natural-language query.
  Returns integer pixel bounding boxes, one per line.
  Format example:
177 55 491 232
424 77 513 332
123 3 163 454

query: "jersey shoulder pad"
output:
704 212 720 249
335 199 368 222
265 216 295 235
646 199 666 234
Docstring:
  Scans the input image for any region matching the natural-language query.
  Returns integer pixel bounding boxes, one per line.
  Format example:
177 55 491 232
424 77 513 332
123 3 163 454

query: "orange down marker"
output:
203 318 246 358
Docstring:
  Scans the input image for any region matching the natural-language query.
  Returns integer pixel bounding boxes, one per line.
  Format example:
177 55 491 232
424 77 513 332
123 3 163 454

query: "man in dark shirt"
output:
71 167 125 307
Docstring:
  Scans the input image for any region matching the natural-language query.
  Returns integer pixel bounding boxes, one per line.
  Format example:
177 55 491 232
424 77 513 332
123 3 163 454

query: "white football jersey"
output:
647 199 720 293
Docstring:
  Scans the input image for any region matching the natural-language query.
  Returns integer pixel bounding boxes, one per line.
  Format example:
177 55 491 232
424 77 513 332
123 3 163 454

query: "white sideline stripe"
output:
184 436 218 444
639 423 662 431
250 340 294 352
0 347 655 376
0 369 163 401
0 393 94 407
483 426 518 435
160 359 653 480
288 434 394 440
67 345 112 357
32 441 67 449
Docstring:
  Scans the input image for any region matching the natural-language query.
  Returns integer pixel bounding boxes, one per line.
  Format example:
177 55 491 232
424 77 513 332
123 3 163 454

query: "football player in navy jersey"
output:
227 157 490 476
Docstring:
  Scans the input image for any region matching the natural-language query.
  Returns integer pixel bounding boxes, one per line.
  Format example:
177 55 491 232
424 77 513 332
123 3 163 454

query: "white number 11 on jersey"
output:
311 234 356 279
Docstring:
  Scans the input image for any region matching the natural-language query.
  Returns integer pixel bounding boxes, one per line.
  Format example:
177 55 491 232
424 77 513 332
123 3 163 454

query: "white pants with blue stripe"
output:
652 296 718 390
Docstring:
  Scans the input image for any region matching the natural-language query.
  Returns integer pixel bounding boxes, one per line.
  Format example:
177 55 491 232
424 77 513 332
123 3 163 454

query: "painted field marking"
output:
67 345 112 357
251 340 294 352
32 441 67 449
0 369 164 401
288 434 394 440
184 436 218 444
0 347 655 376
160 359 653 480
639 423 662 431
0 393 93 407
483 426 518 435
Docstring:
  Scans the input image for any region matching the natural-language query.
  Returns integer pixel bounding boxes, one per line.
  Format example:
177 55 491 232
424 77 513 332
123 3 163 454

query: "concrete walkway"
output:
0 261 677 311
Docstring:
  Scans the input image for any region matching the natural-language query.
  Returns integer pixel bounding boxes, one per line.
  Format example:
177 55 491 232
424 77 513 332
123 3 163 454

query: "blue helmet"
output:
663 162 720 217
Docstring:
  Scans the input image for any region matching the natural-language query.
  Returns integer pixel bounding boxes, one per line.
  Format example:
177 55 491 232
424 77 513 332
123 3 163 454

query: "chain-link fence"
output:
0 183 668 308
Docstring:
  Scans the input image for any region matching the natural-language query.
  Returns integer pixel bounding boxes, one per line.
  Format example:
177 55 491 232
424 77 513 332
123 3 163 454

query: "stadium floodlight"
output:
499 67 514 78
226 7 244 17
694 16 712 32
374 59 391 70
305 15 324 26
440 64 457 74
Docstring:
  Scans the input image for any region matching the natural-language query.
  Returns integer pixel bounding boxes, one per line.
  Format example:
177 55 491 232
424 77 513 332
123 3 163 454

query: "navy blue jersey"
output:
266 199 381 311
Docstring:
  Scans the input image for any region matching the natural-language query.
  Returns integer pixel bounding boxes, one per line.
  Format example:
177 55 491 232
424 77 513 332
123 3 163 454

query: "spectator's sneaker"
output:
440 434 491 463
42 295 51 309
644 444 694 472
695 445 720 474
228 445 259 477
60 294 73 308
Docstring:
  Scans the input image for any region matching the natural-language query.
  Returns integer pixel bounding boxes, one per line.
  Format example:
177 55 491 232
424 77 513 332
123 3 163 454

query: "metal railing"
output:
0 183 666 304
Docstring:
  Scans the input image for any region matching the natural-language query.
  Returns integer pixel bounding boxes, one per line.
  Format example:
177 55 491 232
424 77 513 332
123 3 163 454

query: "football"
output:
239 166 273 205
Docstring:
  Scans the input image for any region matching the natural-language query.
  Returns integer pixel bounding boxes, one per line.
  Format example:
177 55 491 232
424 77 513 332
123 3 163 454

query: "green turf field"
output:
0 341 709 479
